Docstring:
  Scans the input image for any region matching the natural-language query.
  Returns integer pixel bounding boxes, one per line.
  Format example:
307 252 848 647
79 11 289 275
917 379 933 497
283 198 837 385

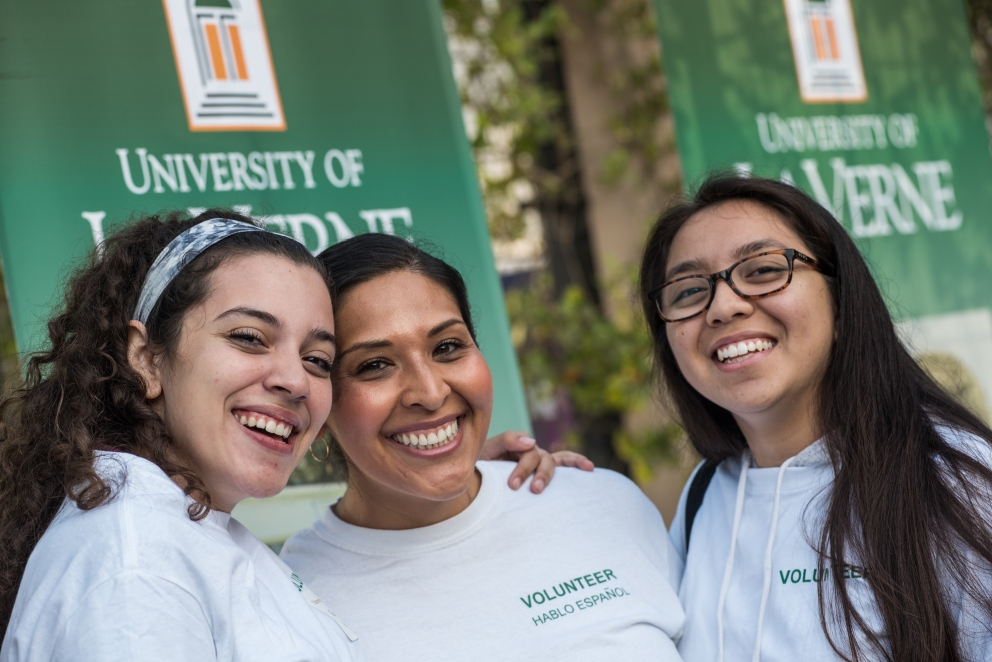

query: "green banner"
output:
0 0 529 435
653 0 992 416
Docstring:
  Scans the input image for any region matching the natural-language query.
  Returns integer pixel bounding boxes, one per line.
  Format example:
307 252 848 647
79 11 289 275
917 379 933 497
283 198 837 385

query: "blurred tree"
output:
967 0 992 116
505 273 681 480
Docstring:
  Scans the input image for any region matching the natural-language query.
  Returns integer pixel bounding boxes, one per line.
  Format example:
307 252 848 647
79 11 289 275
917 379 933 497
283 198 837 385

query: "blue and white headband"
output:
131 218 267 325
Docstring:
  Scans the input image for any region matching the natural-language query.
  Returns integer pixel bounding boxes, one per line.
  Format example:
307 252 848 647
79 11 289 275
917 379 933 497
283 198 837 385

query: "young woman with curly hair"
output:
0 211 362 660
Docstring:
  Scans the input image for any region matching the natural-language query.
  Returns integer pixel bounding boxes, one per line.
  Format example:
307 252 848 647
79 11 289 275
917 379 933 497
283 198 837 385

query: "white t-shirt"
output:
281 461 686 662
670 429 992 661
1 452 363 662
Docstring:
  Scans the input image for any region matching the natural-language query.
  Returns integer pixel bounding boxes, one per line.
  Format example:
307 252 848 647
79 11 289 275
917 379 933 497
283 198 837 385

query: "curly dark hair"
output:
0 209 331 631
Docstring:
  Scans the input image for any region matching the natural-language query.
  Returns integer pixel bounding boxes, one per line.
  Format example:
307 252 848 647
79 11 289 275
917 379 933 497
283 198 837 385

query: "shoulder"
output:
935 425 992 467
483 460 655 509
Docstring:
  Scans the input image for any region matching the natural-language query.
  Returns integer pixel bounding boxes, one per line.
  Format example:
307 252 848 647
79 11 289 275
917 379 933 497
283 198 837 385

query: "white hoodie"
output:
670 428 992 662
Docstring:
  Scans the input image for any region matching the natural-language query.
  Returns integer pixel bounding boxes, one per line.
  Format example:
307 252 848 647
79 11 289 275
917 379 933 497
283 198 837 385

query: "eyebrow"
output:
215 306 280 327
336 319 467 361
429 318 465 337
216 307 335 348
666 239 789 280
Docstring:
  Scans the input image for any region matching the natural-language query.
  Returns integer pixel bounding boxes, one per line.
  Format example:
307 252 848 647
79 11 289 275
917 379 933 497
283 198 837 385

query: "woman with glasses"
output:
640 175 992 661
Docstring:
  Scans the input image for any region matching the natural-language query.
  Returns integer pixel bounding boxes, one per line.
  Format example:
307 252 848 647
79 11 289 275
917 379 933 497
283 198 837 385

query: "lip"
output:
232 404 304 456
708 331 777 358
385 415 466 459
384 412 462 438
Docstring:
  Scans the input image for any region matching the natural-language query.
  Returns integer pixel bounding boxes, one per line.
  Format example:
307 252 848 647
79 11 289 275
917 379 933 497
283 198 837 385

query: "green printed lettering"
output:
532 616 543 626
604 569 617 581
850 566 862 579
594 571 606 584
779 570 790 585
520 596 533 608
574 577 587 589
542 590 556 602
533 592 546 605
802 569 811 583
553 584 567 598
584 574 597 587
791 570 802 583
563 580 577 594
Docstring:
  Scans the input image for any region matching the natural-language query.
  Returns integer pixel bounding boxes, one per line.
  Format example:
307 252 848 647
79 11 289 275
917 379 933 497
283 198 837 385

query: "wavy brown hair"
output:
0 209 330 631
640 175 992 661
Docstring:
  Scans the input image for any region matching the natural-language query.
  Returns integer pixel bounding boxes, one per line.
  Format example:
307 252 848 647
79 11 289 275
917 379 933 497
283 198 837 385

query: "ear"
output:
127 320 163 400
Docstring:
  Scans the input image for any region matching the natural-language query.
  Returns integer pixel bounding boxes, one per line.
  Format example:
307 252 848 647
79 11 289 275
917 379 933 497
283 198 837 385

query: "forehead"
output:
667 200 808 272
201 253 333 321
335 270 462 342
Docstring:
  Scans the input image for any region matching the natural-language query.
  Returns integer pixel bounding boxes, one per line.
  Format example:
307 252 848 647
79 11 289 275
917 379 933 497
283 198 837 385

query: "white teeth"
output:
240 415 248 425
716 340 775 363
248 416 257 427
392 420 461 448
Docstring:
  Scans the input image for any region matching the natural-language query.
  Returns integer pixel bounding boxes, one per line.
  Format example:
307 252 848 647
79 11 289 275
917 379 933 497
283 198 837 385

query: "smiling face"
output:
664 200 835 454
328 269 494 529
152 253 336 512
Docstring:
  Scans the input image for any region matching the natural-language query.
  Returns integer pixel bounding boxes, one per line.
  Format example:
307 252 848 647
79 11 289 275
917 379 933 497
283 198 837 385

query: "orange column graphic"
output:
825 17 840 60
228 24 249 80
204 23 228 80
810 16 826 60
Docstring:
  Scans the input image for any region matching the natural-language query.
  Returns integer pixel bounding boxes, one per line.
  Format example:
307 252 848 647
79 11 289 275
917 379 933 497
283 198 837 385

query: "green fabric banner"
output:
0 0 529 434
653 0 992 416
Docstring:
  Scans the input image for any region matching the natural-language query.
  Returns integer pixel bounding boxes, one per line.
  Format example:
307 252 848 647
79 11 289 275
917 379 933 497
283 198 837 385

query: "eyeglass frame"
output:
649 248 822 323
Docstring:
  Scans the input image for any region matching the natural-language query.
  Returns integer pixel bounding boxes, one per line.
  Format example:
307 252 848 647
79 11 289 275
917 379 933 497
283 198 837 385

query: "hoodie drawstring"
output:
750 456 796 662
717 454 750 662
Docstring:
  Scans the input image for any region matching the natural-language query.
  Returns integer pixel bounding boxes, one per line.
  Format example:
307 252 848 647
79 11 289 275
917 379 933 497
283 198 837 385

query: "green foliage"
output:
443 0 572 240
505 275 681 483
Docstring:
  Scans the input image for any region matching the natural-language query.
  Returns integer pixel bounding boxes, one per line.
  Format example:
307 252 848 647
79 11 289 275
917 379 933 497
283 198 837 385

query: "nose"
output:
705 278 753 326
263 348 311 400
399 357 451 411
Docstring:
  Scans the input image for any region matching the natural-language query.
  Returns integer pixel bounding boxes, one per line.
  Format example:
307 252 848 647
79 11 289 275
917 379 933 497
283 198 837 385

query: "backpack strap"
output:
684 459 720 551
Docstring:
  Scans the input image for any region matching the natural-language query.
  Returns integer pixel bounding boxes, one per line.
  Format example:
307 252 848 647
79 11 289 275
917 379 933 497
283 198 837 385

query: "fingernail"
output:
521 437 536 446
510 477 522 490
532 479 545 492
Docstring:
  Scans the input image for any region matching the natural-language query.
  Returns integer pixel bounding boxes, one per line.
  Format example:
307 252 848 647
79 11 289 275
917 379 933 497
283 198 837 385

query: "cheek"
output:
329 382 392 453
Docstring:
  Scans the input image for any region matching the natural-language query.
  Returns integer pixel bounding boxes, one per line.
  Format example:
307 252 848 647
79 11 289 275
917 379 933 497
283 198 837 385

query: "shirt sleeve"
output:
50 571 215 662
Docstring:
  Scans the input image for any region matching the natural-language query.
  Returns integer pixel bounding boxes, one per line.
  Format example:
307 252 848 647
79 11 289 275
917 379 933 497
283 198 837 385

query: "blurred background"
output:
4 0 992 536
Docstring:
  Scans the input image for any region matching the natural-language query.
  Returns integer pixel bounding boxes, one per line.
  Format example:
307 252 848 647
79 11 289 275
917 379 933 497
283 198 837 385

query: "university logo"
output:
162 0 285 131
783 0 867 103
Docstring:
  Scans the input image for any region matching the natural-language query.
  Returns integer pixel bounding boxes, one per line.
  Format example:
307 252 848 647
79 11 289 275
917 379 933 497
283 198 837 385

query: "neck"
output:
735 399 821 468
333 469 482 530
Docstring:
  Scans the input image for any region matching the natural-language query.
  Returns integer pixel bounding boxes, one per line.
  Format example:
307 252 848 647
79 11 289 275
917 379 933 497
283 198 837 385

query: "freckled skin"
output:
150 255 336 512
329 271 494 531
664 201 835 467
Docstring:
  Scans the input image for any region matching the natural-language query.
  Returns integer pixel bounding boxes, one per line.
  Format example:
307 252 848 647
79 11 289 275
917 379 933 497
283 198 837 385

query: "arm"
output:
479 430 594 493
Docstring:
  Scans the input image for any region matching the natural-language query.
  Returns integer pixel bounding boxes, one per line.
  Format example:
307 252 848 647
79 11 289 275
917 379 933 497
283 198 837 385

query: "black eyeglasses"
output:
649 248 821 323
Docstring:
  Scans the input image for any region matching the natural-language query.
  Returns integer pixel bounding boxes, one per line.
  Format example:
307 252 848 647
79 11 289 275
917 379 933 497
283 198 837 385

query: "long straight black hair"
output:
640 175 992 661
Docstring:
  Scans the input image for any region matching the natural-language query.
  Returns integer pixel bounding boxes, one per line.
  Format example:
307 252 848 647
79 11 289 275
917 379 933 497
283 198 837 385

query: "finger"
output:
479 431 535 461
507 447 541 490
530 449 558 494
552 450 595 472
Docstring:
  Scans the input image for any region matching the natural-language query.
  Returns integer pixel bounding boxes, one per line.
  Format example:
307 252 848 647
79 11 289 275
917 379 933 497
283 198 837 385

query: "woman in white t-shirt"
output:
639 174 992 661
0 212 363 661
280 233 686 662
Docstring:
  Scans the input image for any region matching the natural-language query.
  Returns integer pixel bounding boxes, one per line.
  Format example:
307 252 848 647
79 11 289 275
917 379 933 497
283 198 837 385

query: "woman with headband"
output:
0 211 362 660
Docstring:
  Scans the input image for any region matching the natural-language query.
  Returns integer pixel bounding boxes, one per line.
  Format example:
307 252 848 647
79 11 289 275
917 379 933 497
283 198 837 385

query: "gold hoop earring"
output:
309 437 331 462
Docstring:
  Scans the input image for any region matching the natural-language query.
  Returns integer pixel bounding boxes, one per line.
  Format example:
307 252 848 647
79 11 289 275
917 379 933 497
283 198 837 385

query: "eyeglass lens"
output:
658 252 792 321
